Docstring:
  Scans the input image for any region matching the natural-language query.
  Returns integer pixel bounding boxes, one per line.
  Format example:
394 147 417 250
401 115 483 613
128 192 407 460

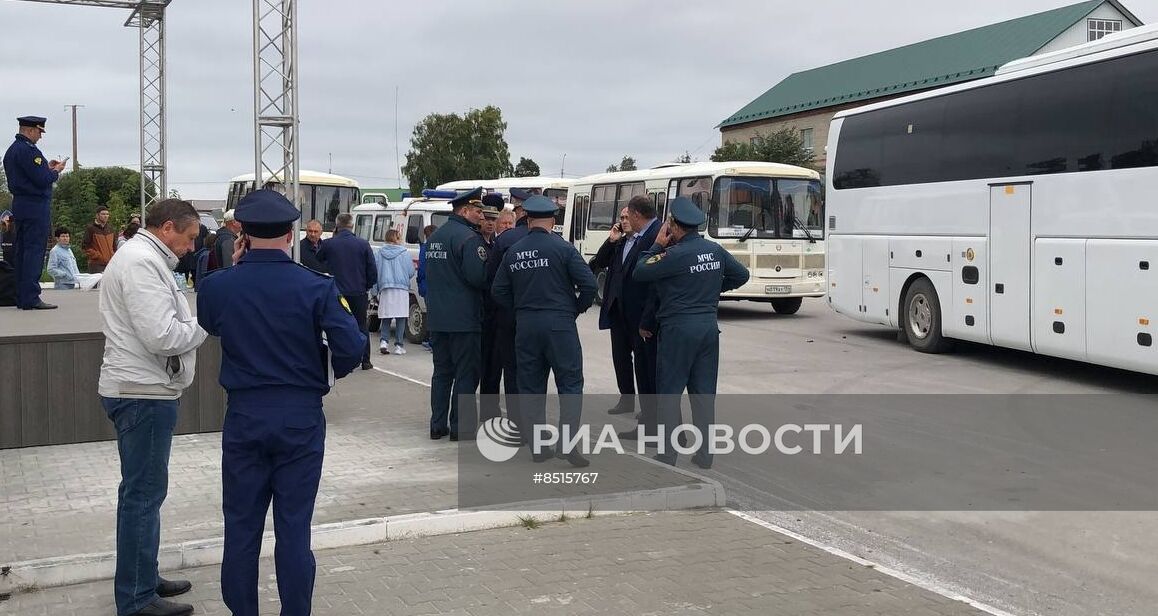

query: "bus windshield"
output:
710 176 824 240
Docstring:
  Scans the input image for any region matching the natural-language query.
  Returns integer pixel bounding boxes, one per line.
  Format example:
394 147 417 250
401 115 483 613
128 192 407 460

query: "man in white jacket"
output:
98 198 208 616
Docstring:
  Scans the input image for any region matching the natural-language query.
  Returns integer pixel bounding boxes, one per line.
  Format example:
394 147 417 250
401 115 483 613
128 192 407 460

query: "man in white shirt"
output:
98 198 209 616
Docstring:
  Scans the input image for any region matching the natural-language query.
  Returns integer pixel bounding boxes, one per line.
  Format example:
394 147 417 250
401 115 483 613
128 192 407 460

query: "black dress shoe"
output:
449 432 459 442
128 597 194 616
29 301 58 310
556 448 590 468
156 578 192 598
691 455 712 470
617 429 639 440
531 450 553 463
430 428 448 440
360 361 374 370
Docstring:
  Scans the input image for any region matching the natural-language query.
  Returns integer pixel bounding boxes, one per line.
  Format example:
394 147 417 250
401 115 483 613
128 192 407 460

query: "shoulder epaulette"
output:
295 261 332 277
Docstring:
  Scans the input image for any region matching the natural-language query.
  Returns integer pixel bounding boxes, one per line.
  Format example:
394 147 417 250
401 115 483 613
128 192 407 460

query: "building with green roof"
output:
718 0 1142 170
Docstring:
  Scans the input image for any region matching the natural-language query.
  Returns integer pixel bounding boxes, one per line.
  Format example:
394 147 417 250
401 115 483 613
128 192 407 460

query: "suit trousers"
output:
608 304 637 400
344 292 371 364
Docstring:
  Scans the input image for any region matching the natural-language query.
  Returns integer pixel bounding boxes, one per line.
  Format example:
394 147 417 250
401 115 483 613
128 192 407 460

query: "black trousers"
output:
633 323 659 432
345 293 371 364
480 315 520 426
608 304 637 400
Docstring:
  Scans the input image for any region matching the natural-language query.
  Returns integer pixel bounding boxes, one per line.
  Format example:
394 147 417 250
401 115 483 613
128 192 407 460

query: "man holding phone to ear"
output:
4 115 66 310
197 189 366 616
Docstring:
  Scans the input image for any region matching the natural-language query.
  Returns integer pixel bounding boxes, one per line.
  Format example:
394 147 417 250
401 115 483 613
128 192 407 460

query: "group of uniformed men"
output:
423 184 750 469
9 111 750 614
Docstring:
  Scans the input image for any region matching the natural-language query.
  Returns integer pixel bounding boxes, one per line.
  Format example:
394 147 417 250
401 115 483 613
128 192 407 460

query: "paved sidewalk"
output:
0 370 694 565
1 509 985 616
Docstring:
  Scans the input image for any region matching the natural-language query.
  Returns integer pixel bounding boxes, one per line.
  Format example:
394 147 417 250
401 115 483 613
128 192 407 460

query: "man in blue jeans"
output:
98 199 209 616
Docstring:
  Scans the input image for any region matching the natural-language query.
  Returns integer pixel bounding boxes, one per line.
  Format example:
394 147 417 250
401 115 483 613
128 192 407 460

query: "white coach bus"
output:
825 25 1158 374
565 162 825 314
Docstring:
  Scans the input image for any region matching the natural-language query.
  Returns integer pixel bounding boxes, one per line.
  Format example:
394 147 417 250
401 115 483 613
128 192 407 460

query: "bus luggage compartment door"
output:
988 183 1033 352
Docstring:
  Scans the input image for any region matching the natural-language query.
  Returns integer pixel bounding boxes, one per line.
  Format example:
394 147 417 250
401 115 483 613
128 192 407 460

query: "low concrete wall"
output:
0 293 225 449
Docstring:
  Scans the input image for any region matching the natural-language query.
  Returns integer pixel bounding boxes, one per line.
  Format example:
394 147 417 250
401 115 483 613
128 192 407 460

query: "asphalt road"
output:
374 297 1158 616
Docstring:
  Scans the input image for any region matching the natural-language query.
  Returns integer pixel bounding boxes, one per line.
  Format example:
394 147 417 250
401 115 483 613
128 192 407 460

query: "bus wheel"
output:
770 297 803 315
594 268 607 305
406 297 428 344
903 278 952 353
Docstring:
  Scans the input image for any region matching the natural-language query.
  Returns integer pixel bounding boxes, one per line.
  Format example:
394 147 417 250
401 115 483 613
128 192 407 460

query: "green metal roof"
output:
719 1 1114 128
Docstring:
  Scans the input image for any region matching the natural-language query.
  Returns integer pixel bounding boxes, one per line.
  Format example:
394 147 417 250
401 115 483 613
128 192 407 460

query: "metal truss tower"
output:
16 1 171 214
253 0 300 257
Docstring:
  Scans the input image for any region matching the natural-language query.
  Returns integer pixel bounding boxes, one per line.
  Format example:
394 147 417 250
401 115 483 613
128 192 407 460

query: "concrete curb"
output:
0 478 724 596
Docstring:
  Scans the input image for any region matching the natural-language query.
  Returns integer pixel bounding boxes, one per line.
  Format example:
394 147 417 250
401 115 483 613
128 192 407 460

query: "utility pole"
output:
64 104 84 169
560 153 566 178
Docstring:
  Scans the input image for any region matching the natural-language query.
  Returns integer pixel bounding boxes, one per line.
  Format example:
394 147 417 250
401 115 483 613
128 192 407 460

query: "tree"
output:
51 166 145 269
605 155 637 173
711 128 815 167
514 157 540 177
401 105 514 195
675 151 693 164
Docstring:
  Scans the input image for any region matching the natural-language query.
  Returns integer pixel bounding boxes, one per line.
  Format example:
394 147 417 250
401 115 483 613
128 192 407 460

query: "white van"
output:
351 192 455 343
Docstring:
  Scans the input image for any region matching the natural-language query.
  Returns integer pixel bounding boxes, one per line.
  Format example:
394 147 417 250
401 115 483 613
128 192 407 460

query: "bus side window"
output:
373 215 391 242
405 214 423 244
652 192 667 220
354 214 372 240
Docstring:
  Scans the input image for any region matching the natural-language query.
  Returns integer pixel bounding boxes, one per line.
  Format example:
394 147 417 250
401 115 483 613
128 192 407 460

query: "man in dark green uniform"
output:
492 196 597 466
425 186 488 441
633 197 749 468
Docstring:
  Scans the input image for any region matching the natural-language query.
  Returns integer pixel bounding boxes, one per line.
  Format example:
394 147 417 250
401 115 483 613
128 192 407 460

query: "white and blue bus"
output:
825 25 1158 374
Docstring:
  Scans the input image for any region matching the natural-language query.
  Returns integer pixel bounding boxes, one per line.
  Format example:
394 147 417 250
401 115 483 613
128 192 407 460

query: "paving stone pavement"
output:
0 509 985 615
0 370 694 564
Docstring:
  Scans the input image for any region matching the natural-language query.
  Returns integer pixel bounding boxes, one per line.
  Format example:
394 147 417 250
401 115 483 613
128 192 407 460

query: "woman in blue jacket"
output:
372 229 416 354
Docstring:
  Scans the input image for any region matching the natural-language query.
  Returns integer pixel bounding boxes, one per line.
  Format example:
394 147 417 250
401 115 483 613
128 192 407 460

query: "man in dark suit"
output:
589 195 660 436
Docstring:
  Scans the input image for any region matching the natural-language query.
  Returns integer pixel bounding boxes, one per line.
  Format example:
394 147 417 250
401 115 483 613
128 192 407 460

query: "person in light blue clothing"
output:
47 227 81 289
371 228 415 355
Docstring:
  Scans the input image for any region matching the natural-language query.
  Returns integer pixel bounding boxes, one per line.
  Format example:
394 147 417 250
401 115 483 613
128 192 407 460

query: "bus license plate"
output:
765 285 792 295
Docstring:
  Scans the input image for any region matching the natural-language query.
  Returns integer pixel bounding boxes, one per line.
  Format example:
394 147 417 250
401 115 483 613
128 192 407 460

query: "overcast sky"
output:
1 0 1152 199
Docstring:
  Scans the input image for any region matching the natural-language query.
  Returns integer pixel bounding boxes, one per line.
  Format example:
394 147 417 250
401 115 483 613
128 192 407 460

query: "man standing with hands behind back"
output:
3 116 66 310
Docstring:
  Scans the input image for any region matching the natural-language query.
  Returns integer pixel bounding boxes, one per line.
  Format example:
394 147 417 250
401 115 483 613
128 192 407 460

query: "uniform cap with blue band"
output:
668 196 706 227
522 195 558 219
16 116 47 132
448 186 484 208
234 188 299 238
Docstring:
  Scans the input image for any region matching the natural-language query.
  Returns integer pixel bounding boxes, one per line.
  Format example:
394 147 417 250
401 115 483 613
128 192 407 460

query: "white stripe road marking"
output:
372 366 432 388
727 510 1019 616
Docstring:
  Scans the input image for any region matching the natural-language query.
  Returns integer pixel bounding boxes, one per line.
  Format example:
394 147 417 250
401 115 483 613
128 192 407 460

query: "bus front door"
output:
988 183 1033 352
